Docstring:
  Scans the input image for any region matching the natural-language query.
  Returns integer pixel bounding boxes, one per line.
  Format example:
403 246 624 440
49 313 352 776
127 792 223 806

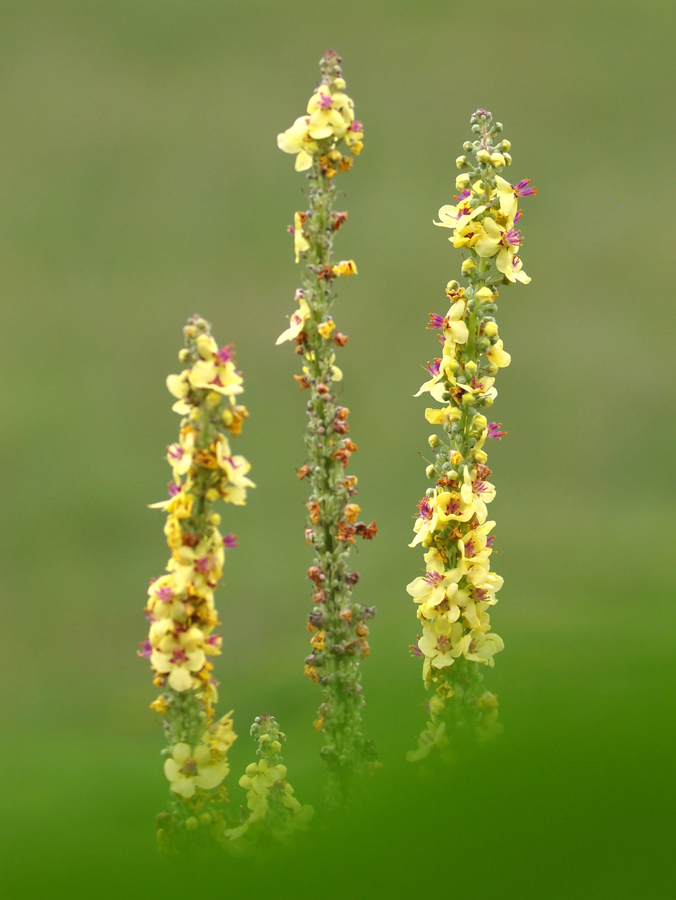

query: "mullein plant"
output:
407 109 536 761
224 714 314 847
276 50 378 803
141 315 254 849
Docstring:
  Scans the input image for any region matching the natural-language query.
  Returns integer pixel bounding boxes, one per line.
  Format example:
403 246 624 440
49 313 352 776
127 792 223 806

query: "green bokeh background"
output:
1 1 674 896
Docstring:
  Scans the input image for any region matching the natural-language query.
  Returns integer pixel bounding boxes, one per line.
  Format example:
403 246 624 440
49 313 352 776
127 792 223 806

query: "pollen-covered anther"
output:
332 332 349 347
296 465 311 480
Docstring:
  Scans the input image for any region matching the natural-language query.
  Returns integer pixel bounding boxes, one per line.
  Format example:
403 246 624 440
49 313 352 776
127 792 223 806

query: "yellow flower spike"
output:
276 50 376 805
407 108 536 761
142 316 254 843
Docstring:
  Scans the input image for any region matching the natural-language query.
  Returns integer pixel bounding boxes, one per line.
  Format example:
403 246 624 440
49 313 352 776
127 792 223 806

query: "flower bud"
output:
503 153 512 166
178 349 191 363
501 139 511 152
465 361 477 375
461 258 476 276
446 280 460 292
455 155 469 169
455 174 470 191
463 141 474 152
484 321 498 337
490 153 505 168
425 465 435 480
186 817 198 831
462 392 474 405
428 434 441 448
494 122 503 132
475 286 494 303
334 77 346 89
476 149 491 164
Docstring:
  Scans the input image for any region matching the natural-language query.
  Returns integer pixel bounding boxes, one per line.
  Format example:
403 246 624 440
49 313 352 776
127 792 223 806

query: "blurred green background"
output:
1 0 674 896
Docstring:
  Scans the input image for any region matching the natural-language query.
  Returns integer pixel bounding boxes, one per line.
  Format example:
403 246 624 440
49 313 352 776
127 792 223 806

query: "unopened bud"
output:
501 139 511 152
429 696 445 716
503 153 512 166
428 434 441 448
476 149 491 164
461 258 476 275
490 153 505 168
334 77 346 89
446 280 460 291
484 321 498 337
465 361 477 375
455 155 469 169
425 465 435 479
178 349 191 363
476 286 494 303
462 392 474 405
463 141 474 152
455 174 470 191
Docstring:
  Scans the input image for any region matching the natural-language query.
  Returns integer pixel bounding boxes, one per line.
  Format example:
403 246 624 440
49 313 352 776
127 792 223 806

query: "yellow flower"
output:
317 319 336 339
452 217 490 250
306 85 353 140
460 466 496 524
462 630 504 666
332 259 357 277
293 212 310 263
486 338 511 368
434 199 486 232
276 293 312 345
424 405 461 427
277 116 318 172
149 621 207 692
164 740 229 798
418 622 465 677
406 552 462 623
474 217 530 284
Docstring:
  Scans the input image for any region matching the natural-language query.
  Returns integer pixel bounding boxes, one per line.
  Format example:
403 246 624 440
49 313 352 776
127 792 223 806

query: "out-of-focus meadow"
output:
0 1 674 896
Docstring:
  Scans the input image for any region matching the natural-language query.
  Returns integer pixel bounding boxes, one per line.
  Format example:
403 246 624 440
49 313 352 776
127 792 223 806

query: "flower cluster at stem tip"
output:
140 315 254 804
408 109 536 719
224 714 313 843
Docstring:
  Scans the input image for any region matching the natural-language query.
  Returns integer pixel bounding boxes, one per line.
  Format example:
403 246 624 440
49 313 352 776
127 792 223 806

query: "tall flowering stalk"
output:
407 110 536 760
276 50 377 801
141 315 254 846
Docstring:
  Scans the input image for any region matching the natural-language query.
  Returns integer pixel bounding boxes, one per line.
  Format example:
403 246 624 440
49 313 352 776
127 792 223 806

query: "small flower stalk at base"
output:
407 110 536 760
224 715 313 847
277 51 377 803
141 315 254 848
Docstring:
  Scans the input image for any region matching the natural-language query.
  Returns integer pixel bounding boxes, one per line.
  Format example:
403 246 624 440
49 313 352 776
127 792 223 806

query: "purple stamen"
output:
139 640 152 658
318 93 333 109
428 359 441 377
428 313 444 329
464 540 476 558
487 423 506 439
156 586 174 602
486 536 495 548
417 497 433 520
514 209 523 223
503 227 522 248
195 556 210 573
410 645 424 657
515 179 537 197
223 534 238 549
350 120 363 132
423 570 444 586
218 345 233 364
167 446 183 461
168 483 180 497
170 648 188 664
206 634 221 647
